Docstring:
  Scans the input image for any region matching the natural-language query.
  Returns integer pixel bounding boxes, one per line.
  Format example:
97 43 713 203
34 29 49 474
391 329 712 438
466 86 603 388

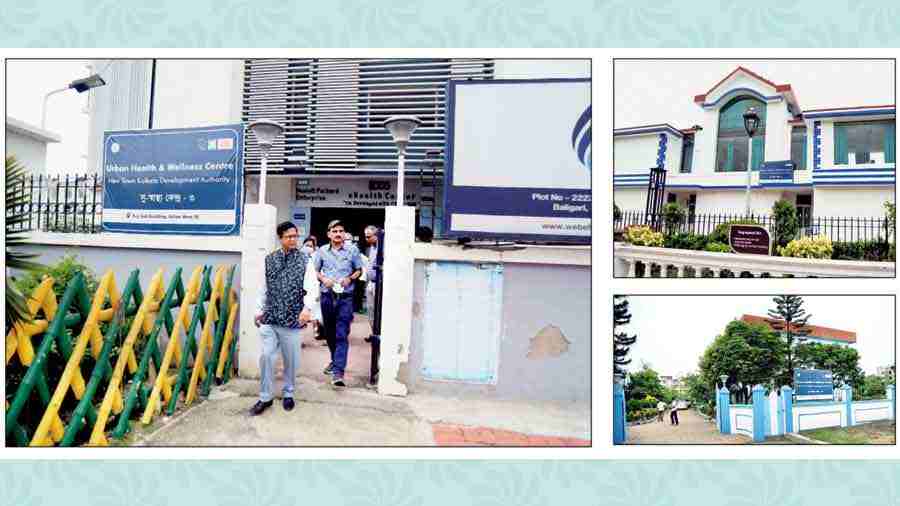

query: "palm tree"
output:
6 156 43 332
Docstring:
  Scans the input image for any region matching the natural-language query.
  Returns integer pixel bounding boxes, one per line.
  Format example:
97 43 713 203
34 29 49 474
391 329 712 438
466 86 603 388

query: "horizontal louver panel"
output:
242 58 493 172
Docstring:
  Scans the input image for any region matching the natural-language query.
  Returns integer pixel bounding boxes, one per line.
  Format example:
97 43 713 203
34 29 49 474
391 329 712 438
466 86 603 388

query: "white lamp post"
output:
248 119 284 205
383 115 422 207
742 107 760 216
42 73 107 129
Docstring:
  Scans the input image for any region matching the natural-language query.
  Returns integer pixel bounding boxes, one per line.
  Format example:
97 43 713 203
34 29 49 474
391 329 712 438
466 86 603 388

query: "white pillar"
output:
613 256 630 277
377 206 416 396
238 203 277 378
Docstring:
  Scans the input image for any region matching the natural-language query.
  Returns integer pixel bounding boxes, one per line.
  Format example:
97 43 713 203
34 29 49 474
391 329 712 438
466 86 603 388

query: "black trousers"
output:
670 409 679 425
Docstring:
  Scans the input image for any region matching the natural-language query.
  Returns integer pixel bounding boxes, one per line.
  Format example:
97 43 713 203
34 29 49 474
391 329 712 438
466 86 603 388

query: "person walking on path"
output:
363 225 379 320
250 222 315 416
656 400 666 423
669 399 680 426
315 219 365 387
302 236 323 340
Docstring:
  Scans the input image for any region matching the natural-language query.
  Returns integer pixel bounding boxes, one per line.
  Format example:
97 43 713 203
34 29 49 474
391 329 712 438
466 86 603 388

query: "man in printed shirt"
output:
315 219 365 387
250 221 317 416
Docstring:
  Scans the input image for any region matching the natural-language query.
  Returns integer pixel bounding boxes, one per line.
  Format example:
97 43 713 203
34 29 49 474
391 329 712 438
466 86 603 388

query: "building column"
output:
842 384 853 427
717 386 731 433
238 204 277 378
751 384 766 443
377 206 416 396
888 384 895 420
781 386 794 433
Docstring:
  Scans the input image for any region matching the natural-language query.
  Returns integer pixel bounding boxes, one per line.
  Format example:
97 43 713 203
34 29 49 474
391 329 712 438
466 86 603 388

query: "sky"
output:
614 59 895 128
6 59 93 173
621 295 895 377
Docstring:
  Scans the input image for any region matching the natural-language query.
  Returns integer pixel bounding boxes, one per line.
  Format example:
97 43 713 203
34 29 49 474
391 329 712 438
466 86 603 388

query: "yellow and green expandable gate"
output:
5 264 238 446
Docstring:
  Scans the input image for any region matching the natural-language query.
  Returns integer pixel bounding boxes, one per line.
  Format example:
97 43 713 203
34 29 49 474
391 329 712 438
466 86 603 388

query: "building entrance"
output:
310 207 385 246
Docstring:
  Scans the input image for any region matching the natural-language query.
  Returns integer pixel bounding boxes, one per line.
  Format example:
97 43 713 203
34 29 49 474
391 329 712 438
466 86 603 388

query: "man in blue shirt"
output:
314 219 365 387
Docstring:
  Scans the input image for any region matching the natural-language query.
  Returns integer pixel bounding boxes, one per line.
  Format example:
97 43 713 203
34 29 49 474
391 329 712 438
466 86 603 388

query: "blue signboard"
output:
759 160 795 182
795 368 834 401
102 124 244 235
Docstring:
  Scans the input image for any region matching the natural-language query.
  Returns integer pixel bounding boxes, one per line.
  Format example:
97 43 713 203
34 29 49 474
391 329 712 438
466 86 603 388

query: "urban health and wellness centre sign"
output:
443 79 591 243
102 125 244 235
795 368 834 401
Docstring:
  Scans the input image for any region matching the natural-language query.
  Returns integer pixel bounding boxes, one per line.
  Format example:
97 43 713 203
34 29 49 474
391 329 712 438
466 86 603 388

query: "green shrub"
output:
772 199 799 249
885 201 896 243
613 202 622 222
661 202 686 234
778 235 833 259
624 225 664 247
832 241 895 262
13 253 100 302
704 242 731 253
709 219 760 245
665 232 709 251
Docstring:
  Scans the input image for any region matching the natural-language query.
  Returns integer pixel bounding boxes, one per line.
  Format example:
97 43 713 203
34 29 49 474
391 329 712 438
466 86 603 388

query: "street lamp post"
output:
42 73 107 129
248 120 284 205
742 107 760 216
383 115 422 207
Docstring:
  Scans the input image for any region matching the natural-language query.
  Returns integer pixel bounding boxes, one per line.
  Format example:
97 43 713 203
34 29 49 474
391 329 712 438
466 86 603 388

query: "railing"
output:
614 243 895 278
5 264 238 446
615 210 891 244
6 174 103 234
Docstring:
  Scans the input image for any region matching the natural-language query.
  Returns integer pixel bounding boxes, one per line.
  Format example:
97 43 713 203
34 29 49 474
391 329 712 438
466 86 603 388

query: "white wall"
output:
614 135 660 174
730 406 753 436
814 187 893 218
694 189 782 215
493 59 590 79
690 108 720 175
764 101 792 162
614 188 647 212
852 400 892 423
152 60 243 129
793 402 846 431
7 131 49 175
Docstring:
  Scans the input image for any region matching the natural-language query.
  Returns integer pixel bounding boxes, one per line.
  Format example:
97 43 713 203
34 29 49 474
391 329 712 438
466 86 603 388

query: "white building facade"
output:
614 67 895 220
85 59 590 242
6 116 61 176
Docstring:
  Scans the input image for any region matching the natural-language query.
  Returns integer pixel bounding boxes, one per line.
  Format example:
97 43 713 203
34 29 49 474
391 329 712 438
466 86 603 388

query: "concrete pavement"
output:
133 314 590 446
625 409 749 444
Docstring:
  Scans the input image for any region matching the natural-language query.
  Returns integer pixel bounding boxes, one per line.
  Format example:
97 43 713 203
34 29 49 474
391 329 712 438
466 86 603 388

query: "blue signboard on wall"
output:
795 368 834 401
759 160 795 182
102 124 244 235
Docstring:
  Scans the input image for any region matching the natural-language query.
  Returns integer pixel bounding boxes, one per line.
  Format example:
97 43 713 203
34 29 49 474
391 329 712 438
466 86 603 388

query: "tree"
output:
698 320 786 404
626 363 672 402
682 372 715 416
771 199 800 250
613 295 636 379
768 295 812 388
5 156 43 333
859 374 889 400
794 342 864 391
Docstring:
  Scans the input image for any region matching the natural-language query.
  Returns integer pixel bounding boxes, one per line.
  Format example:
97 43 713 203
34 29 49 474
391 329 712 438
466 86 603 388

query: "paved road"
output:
626 410 749 444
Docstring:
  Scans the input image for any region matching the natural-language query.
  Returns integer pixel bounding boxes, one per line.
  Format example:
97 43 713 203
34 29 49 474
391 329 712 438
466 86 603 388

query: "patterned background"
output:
4 1 900 503
0 0 899 48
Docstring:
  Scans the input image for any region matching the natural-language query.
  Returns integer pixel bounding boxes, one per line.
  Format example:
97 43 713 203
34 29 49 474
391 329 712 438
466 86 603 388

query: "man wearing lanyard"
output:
315 219 365 387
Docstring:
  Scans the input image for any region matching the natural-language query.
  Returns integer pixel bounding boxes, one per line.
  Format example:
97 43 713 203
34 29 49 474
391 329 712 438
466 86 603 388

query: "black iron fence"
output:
615 209 892 244
6 174 103 234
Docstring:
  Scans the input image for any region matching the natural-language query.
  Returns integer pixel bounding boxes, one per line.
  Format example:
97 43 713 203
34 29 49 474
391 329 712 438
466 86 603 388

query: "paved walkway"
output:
626 410 749 444
432 424 590 447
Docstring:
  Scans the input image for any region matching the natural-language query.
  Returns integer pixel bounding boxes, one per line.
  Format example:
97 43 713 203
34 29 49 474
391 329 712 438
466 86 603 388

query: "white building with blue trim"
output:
614 66 895 219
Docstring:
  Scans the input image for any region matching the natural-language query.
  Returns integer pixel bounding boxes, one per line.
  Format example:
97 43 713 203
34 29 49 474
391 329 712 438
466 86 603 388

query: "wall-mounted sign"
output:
295 178 433 209
728 224 772 255
444 79 591 243
759 161 795 182
102 124 243 235
795 369 834 401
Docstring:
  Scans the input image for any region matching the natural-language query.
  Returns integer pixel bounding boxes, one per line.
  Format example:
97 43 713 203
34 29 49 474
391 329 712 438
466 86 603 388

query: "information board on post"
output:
443 78 591 243
795 369 834 401
759 160 795 183
102 125 244 235
728 224 772 255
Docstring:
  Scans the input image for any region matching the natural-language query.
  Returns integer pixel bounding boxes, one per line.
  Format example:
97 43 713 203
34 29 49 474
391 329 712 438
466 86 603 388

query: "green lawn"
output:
801 421 895 445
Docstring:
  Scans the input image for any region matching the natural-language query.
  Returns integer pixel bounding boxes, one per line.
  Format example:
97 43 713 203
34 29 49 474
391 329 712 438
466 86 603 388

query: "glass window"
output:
680 135 694 173
834 120 896 165
791 126 807 170
716 97 766 172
